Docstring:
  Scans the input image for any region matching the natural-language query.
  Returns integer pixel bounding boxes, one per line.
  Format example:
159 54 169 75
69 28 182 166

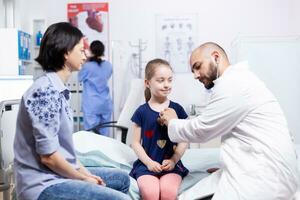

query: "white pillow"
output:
73 131 137 167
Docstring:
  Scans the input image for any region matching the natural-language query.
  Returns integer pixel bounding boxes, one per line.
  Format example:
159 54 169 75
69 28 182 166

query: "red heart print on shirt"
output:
144 130 154 138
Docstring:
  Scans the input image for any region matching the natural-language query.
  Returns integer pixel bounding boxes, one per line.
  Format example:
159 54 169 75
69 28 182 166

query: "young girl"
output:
130 59 189 200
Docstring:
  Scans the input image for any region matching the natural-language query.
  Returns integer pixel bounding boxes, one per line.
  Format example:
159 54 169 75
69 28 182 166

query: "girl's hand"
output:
147 161 162 172
161 159 175 171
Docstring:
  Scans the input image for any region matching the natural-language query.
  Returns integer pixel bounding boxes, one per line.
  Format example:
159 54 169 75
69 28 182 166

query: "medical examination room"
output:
0 0 300 199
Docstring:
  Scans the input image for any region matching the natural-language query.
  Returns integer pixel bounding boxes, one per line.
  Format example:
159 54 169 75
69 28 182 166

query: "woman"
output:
78 40 113 136
13 22 130 200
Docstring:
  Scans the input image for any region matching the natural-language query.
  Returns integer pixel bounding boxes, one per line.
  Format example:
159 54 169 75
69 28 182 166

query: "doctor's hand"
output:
146 160 162 173
159 108 178 126
161 159 176 171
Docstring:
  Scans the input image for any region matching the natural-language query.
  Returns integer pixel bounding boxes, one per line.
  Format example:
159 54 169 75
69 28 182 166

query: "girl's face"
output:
146 64 173 100
64 38 87 71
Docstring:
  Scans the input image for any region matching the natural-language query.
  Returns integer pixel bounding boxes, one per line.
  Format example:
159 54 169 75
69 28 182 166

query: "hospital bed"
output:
73 131 220 200
73 131 300 200
1 98 300 200
0 99 20 200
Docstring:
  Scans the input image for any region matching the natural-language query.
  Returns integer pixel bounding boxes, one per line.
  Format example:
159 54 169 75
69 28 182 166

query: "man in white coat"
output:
160 42 298 200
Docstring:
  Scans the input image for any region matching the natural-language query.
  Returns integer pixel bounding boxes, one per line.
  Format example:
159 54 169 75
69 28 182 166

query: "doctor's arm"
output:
131 123 162 172
165 90 250 143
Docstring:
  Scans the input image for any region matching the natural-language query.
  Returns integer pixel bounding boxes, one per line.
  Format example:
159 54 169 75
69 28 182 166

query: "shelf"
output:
20 59 32 64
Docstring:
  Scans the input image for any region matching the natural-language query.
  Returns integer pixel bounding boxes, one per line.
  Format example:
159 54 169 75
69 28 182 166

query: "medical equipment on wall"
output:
129 39 147 78
0 28 31 76
117 39 147 116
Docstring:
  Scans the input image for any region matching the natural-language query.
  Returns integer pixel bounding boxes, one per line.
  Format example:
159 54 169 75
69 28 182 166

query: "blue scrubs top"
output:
78 60 113 115
129 101 189 179
14 72 78 200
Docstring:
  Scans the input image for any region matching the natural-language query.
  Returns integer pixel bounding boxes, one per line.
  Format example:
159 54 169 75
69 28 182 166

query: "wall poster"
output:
67 3 109 58
156 14 198 73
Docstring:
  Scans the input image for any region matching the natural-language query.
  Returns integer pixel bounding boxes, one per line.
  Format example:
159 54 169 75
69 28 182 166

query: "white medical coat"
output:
169 62 298 200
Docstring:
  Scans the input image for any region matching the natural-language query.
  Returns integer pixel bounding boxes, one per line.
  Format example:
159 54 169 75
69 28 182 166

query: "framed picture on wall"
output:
67 2 110 59
156 14 198 73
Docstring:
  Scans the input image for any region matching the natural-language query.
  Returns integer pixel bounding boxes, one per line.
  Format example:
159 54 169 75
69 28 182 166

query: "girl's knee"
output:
140 188 159 200
160 186 178 200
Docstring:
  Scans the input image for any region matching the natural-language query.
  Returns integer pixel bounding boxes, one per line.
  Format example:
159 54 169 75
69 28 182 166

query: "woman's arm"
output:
40 151 99 184
77 159 106 185
131 123 162 172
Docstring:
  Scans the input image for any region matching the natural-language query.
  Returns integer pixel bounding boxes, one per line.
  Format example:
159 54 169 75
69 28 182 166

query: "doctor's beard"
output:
203 61 218 89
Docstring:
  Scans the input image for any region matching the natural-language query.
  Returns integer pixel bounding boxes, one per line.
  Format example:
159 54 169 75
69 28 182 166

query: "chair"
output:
88 79 144 144
0 99 20 200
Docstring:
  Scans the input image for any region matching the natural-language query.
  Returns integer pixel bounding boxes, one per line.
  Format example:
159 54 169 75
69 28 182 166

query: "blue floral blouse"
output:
14 72 77 200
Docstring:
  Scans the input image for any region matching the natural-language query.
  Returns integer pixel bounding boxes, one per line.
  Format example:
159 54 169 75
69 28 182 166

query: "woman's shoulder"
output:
83 60 98 67
101 60 113 68
23 75 58 100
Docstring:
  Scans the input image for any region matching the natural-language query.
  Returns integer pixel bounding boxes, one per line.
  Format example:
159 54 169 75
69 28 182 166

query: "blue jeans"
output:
38 167 130 200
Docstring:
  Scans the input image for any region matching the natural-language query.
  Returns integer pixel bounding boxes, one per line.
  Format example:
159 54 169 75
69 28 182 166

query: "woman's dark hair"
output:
88 40 105 65
144 58 172 102
35 22 83 72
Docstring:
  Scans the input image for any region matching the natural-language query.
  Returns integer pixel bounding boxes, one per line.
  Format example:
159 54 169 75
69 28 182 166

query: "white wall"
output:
13 0 300 133
291 0 300 34
15 0 300 59
0 0 4 28
232 36 300 143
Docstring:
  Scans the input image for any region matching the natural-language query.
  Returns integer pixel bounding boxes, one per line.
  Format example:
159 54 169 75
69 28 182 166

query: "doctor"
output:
160 42 298 199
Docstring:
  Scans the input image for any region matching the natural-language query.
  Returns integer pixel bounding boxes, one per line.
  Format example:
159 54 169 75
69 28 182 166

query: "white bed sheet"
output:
73 131 220 199
74 131 300 200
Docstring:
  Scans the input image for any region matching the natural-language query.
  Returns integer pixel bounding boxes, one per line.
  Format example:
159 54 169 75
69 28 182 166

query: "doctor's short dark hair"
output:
35 22 83 72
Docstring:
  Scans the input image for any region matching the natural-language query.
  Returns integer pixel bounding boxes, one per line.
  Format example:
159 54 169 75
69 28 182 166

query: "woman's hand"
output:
161 159 176 171
83 174 106 186
147 160 162 173
89 174 106 186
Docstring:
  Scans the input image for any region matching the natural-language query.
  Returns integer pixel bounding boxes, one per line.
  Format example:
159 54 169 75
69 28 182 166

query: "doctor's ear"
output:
215 56 219 64
212 51 220 64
